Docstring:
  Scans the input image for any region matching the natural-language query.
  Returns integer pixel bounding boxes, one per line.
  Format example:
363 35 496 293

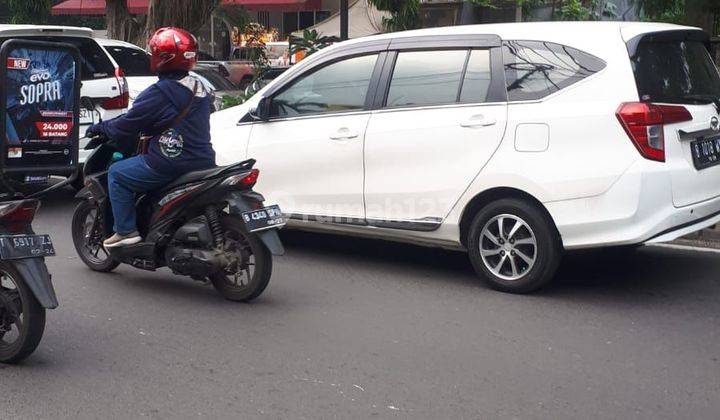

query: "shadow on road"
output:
40 186 720 303
280 229 720 301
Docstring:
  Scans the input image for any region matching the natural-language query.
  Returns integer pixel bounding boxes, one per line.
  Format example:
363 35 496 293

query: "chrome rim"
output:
0 270 23 347
479 214 537 281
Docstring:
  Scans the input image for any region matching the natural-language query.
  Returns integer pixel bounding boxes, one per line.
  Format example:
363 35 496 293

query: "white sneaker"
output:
103 231 141 248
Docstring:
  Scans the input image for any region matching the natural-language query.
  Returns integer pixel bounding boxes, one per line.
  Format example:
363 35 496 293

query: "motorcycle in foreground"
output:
71 120 285 302
0 196 58 363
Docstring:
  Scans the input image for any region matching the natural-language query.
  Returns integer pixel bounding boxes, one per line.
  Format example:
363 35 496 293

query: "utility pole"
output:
340 0 349 40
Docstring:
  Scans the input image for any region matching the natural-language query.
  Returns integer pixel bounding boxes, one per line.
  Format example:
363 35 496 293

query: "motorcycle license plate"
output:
241 205 285 232
0 235 55 259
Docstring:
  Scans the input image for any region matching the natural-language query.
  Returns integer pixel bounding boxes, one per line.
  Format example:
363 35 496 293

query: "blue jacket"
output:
93 71 216 175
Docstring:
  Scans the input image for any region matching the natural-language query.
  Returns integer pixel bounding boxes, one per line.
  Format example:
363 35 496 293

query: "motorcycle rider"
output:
86 27 216 248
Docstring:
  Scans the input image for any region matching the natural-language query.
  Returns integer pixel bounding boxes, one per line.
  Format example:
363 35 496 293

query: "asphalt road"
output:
1 188 719 420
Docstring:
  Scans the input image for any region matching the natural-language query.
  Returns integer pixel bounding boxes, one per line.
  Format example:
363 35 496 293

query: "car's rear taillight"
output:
616 102 692 162
102 68 129 110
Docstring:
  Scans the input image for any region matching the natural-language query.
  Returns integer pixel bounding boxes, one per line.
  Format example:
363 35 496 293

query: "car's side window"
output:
386 50 467 107
384 48 494 108
459 49 492 103
503 40 606 101
270 54 378 118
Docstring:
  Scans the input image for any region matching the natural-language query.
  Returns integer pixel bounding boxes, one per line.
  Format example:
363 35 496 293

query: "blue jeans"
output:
108 156 176 235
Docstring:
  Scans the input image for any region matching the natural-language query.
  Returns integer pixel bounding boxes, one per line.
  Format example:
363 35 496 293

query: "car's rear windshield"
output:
0 36 116 81
632 39 720 105
104 45 153 77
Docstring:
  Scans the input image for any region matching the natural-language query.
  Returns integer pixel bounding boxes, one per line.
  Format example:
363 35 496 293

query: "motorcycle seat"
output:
162 159 255 191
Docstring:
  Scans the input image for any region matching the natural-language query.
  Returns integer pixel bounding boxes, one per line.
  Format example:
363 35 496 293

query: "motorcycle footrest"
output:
107 242 155 259
131 258 156 271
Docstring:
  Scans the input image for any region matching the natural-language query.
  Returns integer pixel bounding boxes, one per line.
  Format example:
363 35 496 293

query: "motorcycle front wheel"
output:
0 262 45 364
209 215 272 302
72 200 120 272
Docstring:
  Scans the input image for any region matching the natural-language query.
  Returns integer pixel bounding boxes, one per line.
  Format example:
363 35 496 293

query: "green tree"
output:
104 0 221 44
368 0 421 31
7 0 52 24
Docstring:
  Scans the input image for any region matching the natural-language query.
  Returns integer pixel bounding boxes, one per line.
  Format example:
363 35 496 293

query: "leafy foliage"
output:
368 0 421 31
219 22 274 108
641 0 685 23
7 0 53 24
290 29 337 57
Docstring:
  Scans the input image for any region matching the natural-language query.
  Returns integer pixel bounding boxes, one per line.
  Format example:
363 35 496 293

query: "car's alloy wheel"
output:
479 214 537 281
467 198 562 293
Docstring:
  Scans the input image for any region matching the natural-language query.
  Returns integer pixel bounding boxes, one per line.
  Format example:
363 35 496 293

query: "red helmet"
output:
148 27 198 73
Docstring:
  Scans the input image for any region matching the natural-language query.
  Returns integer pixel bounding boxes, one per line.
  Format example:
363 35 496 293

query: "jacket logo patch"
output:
158 128 183 158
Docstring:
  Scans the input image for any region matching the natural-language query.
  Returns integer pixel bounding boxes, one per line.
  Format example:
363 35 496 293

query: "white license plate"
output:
0 235 55 259
241 205 285 232
79 108 100 125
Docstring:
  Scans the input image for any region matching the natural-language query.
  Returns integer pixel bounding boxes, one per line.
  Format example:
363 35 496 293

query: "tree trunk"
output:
145 0 220 42
684 0 713 34
106 0 145 45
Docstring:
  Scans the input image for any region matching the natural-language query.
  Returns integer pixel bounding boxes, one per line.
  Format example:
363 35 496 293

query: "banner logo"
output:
7 57 30 70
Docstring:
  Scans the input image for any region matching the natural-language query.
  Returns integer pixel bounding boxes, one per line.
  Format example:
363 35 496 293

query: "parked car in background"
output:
198 58 253 87
201 42 291 88
242 66 290 97
231 41 290 67
191 66 242 112
0 25 128 167
211 22 720 293
99 40 240 112
97 38 156 107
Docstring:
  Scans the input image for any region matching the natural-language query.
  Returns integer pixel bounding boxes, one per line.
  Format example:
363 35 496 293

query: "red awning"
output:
52 0 150 15
52 0 321 15
222 0 321 12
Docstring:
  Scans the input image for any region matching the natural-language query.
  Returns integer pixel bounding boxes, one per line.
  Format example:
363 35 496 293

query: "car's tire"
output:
71 200 120 273
467 198 562 293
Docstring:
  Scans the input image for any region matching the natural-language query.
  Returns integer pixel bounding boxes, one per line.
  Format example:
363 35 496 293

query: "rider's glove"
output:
85 124 104 139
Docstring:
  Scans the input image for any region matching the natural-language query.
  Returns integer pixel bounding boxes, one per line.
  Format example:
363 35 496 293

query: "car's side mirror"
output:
249 97 271 121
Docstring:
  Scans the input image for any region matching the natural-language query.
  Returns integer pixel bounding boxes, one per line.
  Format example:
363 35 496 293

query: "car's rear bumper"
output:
546 160 720 249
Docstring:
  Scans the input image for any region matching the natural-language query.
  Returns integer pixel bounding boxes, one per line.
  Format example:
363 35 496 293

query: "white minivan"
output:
211 22 720 293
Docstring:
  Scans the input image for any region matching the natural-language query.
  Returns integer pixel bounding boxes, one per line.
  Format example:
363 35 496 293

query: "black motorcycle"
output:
0 195 58 363
71 128 285 302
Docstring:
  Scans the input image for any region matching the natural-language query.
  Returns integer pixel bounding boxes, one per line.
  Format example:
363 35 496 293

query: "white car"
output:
211 22 720 293
0 25 128 169
96 38 157 107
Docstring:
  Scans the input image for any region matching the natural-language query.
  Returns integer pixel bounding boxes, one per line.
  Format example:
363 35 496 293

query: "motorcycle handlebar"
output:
82 134 107 150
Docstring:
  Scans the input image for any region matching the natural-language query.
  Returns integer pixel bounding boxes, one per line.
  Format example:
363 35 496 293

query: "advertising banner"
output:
0 40 80 183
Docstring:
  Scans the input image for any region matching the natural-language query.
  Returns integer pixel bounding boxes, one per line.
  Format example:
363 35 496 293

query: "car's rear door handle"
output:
329 128 359 140
460 115 497 128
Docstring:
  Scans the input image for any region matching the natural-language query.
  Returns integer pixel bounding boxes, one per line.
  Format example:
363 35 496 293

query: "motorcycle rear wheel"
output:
72 200 120 272
209 215 272 302
0 262 45 364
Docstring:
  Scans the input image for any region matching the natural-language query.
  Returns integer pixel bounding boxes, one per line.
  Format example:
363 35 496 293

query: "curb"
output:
673 225 720 250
